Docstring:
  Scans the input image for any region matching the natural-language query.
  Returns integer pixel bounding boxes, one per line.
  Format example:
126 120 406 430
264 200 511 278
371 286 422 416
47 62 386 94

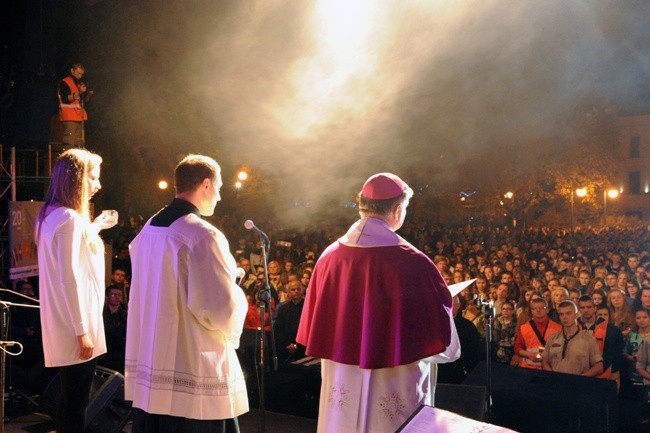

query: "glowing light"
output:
237 171 248 181
575 188 587 197
606 189 619 199
235 181 243 189
504 191 513 199
274 0 383 138
158 180 168 190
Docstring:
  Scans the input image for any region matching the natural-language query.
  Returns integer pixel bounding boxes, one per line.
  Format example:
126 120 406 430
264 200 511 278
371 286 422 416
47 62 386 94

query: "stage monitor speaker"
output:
38 365 132 433
435 383 486 422
463 361 618 433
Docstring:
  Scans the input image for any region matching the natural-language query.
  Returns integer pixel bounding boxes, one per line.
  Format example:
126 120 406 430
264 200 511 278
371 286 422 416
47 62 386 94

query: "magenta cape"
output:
296 242 452 369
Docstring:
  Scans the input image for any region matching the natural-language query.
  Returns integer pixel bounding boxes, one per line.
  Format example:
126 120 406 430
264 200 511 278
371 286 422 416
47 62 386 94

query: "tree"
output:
453 100 620 228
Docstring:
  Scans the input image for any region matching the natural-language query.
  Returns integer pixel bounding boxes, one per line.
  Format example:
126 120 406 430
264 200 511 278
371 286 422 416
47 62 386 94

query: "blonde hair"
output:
608 289 634 331
37 149 103 250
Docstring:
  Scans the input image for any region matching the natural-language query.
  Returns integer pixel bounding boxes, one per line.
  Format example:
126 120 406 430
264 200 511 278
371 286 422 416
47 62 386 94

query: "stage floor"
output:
2 408 318 433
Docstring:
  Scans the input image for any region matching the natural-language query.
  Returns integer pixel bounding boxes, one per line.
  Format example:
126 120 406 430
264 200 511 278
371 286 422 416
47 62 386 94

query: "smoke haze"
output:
78 0 650 223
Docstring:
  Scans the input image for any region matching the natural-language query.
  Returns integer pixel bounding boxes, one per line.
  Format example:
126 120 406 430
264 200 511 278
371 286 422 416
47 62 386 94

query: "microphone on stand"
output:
244 219 270 243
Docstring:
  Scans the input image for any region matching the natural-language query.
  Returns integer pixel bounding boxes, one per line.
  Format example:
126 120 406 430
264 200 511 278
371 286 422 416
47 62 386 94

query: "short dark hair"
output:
358 192 410 217
174 154 220 194
558 300 577 311
596 304 611 314
530 297 548 308
577 295 595 305
106 285 122 295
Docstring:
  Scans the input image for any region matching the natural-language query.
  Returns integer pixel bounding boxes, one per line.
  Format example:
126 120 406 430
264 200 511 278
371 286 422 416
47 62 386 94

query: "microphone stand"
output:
477 296 495 422
254 237 278 433
0 290 40 432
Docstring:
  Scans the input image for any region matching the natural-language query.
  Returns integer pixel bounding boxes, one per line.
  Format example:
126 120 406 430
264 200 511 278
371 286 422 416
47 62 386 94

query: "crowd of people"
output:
98 216 650 384
8 167 650 429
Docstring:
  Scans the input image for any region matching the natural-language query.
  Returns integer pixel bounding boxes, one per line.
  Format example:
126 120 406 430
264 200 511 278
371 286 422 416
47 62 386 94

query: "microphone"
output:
244 220 270 242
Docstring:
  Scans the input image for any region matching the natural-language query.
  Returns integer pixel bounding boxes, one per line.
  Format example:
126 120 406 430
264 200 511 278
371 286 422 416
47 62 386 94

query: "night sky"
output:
3 0 650 224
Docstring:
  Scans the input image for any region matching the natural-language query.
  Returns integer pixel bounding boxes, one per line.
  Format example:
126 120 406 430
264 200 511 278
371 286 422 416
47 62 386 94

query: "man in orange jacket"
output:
514 297 561 369
58 63 91 147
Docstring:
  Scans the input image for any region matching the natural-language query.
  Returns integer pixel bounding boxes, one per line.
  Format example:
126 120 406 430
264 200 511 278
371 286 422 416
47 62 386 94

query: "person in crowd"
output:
58 63 91 147
493 300 517 364
237 257 258 295
300 270 312 289
634 286 650 312
626 254 640 277
473 275 489 300
597 304 613 322
578 270 591 295
625 281 639 307
515 298 561 369
244 279 277 332
125 154 248 432
483 266 495 284
609 253 625 275
99 285 127 373
587 277 606 295
493 283 509 316
274 280 306 363
110 267 128 289
109 266 129 309
36 148 117 432
267 260 284 301
617 272 630 292
297 173 459 433
462 300 487 341
577 295 623 382
530 276 544 292
568 288 581 304
234 237 252 263
591 288 608 308
609 289 635 339
438 296 481 384
280 260 295 285
635 335 650 387
516 291 543 333
623 308 650 399
605 272 619 290
542 300 603 376
548 286 569 323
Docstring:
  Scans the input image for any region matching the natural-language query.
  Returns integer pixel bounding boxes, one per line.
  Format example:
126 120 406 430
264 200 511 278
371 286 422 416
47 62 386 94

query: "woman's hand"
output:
93 210 119 230
77 333 94 360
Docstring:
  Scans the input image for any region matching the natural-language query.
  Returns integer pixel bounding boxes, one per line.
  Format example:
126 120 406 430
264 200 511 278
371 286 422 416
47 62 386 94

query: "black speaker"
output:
463 361 619 433
435 383 486 421
39 366 132 433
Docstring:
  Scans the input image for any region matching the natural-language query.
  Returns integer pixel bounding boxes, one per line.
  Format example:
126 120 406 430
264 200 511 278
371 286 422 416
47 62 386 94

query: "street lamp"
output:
603 189 619 226
570 187 587 233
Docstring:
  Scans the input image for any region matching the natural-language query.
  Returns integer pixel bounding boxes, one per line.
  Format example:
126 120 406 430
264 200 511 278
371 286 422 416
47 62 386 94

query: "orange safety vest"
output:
519 319 562 369
58 76 88 122
579 320 611 379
